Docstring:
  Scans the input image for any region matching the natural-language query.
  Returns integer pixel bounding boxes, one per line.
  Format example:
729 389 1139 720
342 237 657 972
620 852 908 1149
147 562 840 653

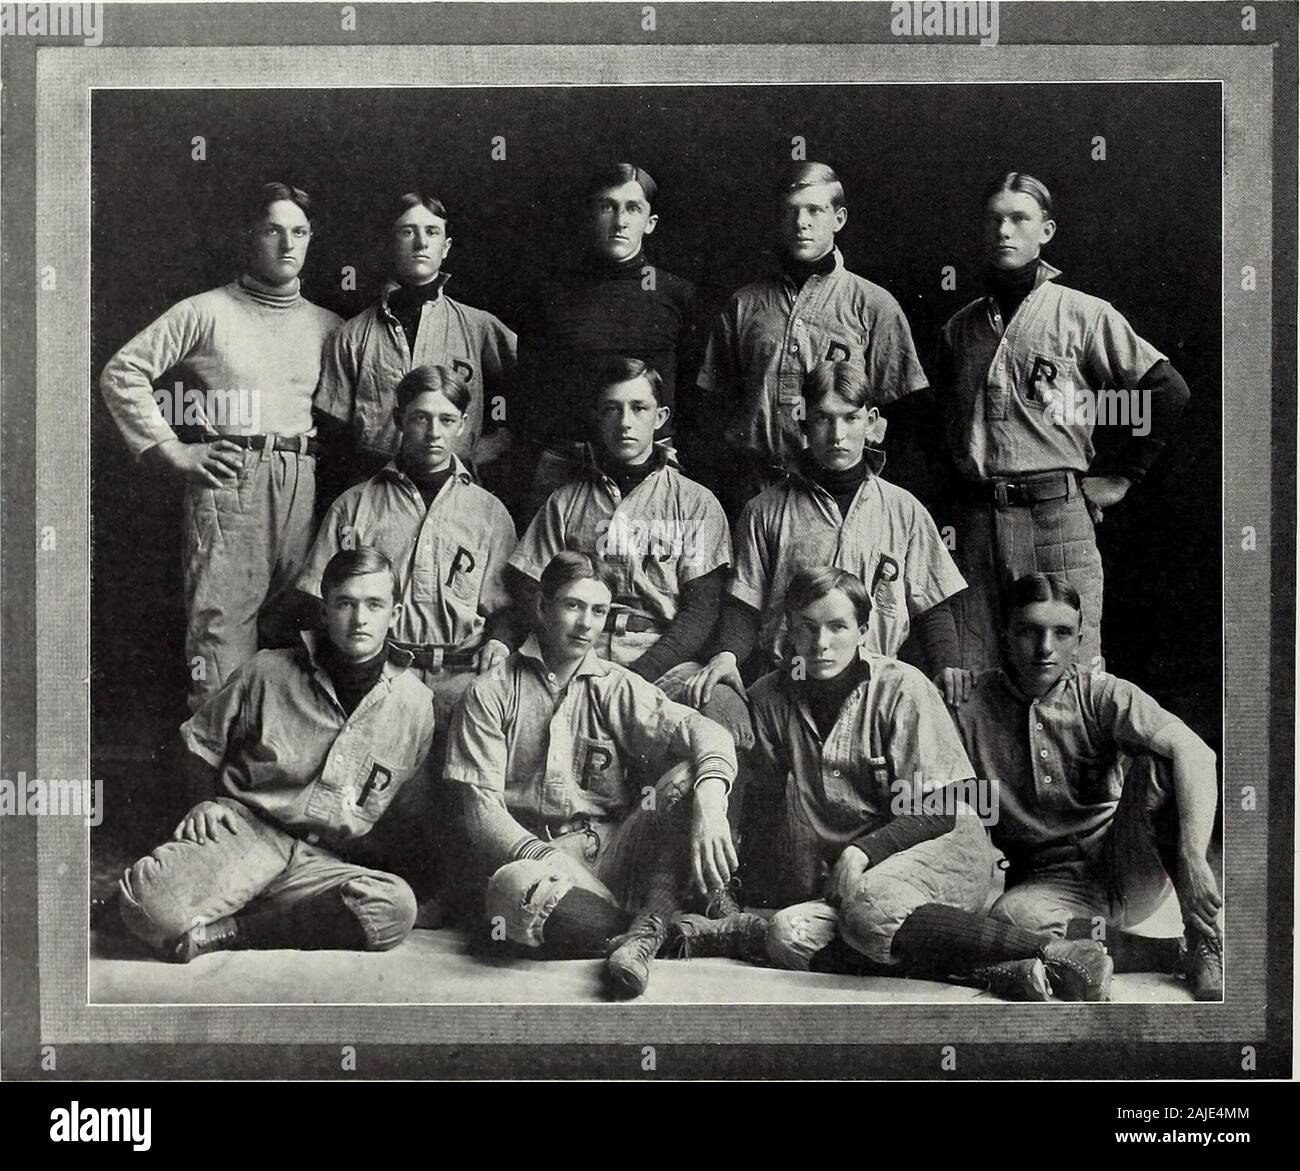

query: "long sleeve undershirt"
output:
850 789 958 864
913 600 960 676
630 567 724 682
711 595 761 666
1113 359 1191 483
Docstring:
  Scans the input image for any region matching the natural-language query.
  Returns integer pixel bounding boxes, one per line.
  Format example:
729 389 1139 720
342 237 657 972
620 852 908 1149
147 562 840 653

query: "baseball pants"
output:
183 447 317 711
952 488 1104 672
118 797 416 952
766 808 994 969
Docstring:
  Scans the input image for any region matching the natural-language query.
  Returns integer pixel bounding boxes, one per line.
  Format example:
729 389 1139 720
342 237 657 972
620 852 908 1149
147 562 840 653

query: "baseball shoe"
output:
703 877 745 919
1180 930 1223 1001
669 911 770 963
167 916 242 964
969 957 1053 1001
605 913 668 998
1040 938 1113 1001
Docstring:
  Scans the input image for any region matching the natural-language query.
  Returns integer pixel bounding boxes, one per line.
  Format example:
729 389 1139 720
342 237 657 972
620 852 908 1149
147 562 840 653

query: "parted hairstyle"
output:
800 360 872 414
385 190 451 236
983 172 1054 218
539 550 620 601
393 364 473 415
585 162 658 206
784 565 873 627
593 356 664 405
243 181 312 231
1005 572 1082 619
778 161 846 209
321 546 401 603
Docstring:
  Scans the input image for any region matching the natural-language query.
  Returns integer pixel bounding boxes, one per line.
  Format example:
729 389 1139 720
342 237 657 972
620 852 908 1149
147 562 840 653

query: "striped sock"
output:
539 889 630 958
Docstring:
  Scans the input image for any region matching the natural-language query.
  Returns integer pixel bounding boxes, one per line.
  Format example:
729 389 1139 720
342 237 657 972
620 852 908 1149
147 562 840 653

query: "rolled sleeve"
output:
179 664 251 767
879 670 977 798
1084 672 1181 758
312 321 359 424
727 498 770 611
508 488 567 584
479 503 520 618
1084 302 1166 389
679 494 732 583
866 294 929 406
608 672 737 791
443 676 511 795
904 507 967 617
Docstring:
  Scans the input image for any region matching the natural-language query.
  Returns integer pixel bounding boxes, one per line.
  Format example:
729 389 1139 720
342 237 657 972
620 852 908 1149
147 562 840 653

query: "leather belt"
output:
603 609 666 636
186 433 321 457
387 641 479 672
968 470 1078 509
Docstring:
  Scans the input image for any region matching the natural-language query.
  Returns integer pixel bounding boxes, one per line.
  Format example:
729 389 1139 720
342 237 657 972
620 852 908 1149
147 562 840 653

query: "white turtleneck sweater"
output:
100 275 342 457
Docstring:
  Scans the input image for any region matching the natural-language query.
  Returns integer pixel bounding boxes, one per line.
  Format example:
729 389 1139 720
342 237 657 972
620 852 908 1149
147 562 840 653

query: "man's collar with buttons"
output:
380 271 451 309
517 633 611 679
377 453 474 489
995 660 1078 704
299 628 414 678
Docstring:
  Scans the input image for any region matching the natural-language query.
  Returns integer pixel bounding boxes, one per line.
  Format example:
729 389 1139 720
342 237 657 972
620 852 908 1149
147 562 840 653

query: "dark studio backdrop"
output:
90 83 1222 836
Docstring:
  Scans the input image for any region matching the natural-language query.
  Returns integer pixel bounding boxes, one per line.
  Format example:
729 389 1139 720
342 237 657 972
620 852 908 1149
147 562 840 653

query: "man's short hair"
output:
1005 572 1082 621
784 565 873 628
321 546 400 603
983 172 1054 218
584 163 658 207
385 190 451 236
593 356 664 405
800 360 871 414
243 181 312 230
393 364 473 415
539 550 619 601
778 162 845 209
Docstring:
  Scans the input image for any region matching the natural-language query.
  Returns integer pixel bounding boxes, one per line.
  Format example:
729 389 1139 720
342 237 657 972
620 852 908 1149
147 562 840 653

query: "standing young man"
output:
99 182 342 710
115 548 435 962
443 551 738 998
314 191 517 491
697 162 927 518
297 365 517 728
511 163 696 520
948 572 1223 1000
683 362 968 707
935 172 1191 670
673 567 1114 1002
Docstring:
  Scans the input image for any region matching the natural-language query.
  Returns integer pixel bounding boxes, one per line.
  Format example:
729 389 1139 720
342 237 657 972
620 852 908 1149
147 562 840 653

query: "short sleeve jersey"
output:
730 460 966 662
296 456 516 650
698 250 928 465
938 263 1166 479
508 450 731 625
313 278 516 465
180 634 436 843
748 654 976 854
444 636 737 836
949 665 1187 863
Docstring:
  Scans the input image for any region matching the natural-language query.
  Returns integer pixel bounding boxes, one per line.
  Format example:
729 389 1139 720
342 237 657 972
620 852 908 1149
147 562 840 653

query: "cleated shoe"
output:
605 913 669 998
969 958 1053 1001
1180 930 1223 1001
670 911 770 963
703 877 745 919
1040 938 1113 1001
167 916 242 964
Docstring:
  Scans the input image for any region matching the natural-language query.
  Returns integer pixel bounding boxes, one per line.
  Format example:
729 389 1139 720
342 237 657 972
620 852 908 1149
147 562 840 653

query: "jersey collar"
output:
378 453 474 491
995 660 1079 704
298 629 414 697
380 271 451 309
517 633 611 679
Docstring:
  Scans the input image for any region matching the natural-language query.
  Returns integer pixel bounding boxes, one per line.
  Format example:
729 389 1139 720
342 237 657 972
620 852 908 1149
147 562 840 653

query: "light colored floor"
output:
90 925 1196 1005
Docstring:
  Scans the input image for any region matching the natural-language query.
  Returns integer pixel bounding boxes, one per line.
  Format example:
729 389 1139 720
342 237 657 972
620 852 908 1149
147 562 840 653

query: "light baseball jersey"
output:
296 456 516 650
181 632 436 843
445 634 737 835
313 276 516 466
100 278 341 456
730 455 966 662
698 249 928 465
748 654 975 852
950 665 1192 864
509 448 731 626
939 261 1167 479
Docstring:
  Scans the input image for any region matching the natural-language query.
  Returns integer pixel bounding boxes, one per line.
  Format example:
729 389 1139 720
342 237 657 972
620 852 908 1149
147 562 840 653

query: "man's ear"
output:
388 601 404 632
442 236 453 260
643 214 658 237
654 404 671 432
833 205 848 233
1040 217 1057 245
864 407 887 446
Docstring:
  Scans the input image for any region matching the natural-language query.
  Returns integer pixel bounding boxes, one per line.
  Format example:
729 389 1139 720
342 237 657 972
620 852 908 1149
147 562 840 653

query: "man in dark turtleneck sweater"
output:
510 163 696 522
934 171 1192 672
697 161 928 520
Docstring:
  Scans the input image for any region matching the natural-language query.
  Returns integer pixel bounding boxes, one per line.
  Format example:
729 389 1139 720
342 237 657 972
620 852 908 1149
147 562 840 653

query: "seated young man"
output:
947 572 1223 1000
114 548 435 962
683 361 969 712
443 551 738 998
507 356 750 748
673 566 1114 1002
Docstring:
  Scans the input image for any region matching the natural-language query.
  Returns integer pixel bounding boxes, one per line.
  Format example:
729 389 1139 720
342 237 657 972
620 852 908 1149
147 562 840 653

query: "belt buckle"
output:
296 434 310 456
259 433 275 462
993 481 1011 509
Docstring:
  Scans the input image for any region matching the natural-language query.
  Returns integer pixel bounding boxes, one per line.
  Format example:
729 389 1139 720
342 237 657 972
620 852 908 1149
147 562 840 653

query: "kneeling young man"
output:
443 551 738 997
948 572 1223 1000
676 567 1114 1002
116 548 435 961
